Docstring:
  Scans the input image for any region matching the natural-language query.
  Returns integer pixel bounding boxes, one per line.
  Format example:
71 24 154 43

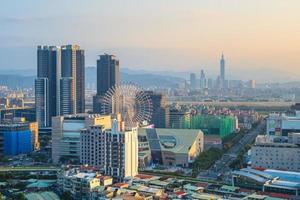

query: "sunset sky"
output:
1 0 300 81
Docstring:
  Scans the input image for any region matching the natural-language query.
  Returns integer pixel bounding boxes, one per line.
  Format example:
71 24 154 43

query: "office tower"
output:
35 45 85 128
35 78 49 127
0 120 33 156
81 119 138 181
145 91 169 128
61 45 85 115
190 73 197 90
51 114 110 164
93 54 120 114
36 46 60 128
220 53 225 87
200 70 206 89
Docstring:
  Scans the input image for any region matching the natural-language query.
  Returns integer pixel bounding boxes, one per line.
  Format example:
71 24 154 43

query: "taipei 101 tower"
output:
220 53 225 87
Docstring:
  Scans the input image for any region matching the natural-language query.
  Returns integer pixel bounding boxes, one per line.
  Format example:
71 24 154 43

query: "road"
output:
169 101 293 108
0 166 60 172
199 120 266 179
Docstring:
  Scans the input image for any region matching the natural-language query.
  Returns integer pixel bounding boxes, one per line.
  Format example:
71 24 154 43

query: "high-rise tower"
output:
93 54 120 114
200 69 206 89
35 45 85 128
190 73 197 90
60 45 85 115
220 53 225 86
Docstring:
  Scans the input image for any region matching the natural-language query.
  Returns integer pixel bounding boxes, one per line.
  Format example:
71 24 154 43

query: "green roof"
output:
265 197 286 200
220 185 239 192
26 180 55 188
183 183 204 191
25 192 60 200
149 180 170 187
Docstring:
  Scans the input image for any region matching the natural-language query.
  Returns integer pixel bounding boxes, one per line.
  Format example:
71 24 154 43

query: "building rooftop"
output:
264 169 300 183
138 128 203 154
25 192 60 200
233 168 300 190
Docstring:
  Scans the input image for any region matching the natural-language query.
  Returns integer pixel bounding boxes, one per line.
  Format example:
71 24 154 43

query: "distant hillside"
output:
0 74 34 88
0 67 184 89
86 67 184 89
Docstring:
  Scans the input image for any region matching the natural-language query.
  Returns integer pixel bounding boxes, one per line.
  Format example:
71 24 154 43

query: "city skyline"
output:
1 2 300 199
1 0 300 82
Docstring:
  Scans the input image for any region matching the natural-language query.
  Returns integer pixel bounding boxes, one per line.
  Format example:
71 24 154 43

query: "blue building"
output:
0 123 32 156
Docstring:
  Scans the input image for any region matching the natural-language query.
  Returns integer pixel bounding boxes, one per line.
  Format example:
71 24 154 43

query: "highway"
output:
199 120 266 179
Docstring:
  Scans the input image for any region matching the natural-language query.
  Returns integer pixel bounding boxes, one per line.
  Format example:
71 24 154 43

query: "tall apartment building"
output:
51 114 110 164
251 134 300 172
93 54 120 114
35 45 85 128
80 119 138 181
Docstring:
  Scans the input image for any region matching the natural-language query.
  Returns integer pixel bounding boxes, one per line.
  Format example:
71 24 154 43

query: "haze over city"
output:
2 1 300 200
1 0 300 82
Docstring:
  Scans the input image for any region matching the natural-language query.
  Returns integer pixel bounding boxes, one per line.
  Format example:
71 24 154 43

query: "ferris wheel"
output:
101 83 153 129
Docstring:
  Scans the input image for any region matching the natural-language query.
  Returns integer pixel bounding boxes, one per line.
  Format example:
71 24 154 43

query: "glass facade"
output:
180 115 235 139
3 128 32 156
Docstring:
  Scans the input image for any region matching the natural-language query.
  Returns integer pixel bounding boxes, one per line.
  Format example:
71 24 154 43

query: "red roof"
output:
135 174 153 179
112 182 129 188
175 191 186 196
196 182 209 188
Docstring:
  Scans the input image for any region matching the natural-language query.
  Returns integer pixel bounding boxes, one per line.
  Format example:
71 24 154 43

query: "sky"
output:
1 0 300 82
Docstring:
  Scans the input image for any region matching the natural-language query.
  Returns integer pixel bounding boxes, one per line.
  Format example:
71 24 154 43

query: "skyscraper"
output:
190 73 197 90
60 45 85 115
35 45 85 128
35 46 59 128
93 54 120 113
220 53 225 87
200 69 206 89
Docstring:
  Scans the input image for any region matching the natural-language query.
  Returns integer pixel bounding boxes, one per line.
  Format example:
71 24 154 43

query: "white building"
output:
80 119 138 181
52 114 111 164
251 134 300 172
267 112 300 137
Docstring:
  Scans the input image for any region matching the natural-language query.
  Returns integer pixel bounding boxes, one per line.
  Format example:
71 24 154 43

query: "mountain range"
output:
0 67 184 89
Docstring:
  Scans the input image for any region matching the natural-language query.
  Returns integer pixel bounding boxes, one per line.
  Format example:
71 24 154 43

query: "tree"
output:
61 191 72 200
0 193 3 200
15 193 26 200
